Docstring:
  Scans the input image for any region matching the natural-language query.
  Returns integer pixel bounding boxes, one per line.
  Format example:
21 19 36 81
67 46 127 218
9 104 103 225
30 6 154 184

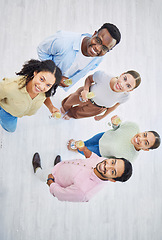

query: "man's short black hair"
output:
98 23 121 45
113 157 132 182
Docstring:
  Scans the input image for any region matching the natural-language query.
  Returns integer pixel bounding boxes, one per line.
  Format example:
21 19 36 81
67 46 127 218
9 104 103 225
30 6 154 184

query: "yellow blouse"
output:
0 76 46 117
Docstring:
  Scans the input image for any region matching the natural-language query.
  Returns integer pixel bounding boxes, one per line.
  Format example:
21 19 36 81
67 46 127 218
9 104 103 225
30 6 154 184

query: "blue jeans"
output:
0 106 18 132
78 132 105 156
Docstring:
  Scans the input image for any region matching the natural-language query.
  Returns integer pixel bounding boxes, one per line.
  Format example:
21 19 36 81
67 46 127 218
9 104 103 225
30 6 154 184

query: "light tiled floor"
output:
0 0 162 240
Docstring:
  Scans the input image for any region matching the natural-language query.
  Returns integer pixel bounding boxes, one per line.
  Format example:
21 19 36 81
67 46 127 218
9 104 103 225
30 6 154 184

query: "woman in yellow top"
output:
0 59 62 132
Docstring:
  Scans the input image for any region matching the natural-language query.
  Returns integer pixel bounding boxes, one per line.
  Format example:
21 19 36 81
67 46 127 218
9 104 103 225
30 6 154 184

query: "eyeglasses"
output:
94 34 110 53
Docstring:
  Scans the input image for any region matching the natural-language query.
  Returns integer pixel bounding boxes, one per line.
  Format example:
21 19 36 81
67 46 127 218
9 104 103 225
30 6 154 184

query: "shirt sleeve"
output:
92 71 111 86
37 31 66 61
92 71 104 84
49 183 88 202
118 92 130 104
89 152 100 159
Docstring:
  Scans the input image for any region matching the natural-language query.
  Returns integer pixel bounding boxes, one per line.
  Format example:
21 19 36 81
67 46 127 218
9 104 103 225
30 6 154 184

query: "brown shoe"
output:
32 152 42 173
54 155 61 166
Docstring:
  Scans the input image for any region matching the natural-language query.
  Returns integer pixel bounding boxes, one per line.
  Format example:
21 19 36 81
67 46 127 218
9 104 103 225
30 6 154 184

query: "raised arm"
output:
81 75 94 101
78 145 92 158
94 103 120 121
44 97 60 115
67 140 92 157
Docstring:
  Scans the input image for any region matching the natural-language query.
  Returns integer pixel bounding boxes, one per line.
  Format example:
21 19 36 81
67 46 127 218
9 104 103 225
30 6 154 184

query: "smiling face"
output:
110 73 136 93
95 158 125 182
131 132 156 151
85 29 116 57
30 71 56 95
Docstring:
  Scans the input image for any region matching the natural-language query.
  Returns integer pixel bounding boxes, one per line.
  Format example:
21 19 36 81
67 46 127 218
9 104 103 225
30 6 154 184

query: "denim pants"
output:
0 106 18 132
78 132 105 156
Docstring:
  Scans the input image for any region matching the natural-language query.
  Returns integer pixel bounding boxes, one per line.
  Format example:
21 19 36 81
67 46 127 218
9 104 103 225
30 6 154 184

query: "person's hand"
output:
50 107 61 118
47 174 55 186
94 115 103 121
81 89 89 102
111 115 121 126
59 76 69 87
111 115 118 124
77 145 85 152
48 174 54 179
75 140 85 151
67 139 77 151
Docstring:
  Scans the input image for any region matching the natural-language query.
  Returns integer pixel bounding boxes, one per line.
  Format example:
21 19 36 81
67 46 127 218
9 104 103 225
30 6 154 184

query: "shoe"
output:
54 155 61 166
32 152 42 173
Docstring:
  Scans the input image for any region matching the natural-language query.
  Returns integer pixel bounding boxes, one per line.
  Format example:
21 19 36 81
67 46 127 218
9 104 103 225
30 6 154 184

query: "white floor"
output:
0 0 162 240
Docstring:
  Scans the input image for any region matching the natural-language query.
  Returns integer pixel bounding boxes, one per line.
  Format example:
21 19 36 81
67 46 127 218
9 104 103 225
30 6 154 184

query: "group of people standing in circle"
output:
0 23 161 202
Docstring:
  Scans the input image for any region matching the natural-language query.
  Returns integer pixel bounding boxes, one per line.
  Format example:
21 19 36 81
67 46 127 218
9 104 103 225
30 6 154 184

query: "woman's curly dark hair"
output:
16 59 62 97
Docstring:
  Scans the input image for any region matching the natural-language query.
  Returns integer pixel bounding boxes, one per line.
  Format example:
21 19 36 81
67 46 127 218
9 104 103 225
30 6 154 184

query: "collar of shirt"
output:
72 33 92 51
90 170 107 184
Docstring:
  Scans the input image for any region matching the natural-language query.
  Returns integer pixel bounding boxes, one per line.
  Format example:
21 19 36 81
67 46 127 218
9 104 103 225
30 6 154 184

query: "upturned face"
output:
111 73 136 93
85 29 116 57
30 71 56 94
95 158 125 181
131 132 155 151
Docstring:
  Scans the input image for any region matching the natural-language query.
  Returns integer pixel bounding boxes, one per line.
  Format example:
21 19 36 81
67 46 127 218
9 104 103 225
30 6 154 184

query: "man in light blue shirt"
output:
37 23 121 91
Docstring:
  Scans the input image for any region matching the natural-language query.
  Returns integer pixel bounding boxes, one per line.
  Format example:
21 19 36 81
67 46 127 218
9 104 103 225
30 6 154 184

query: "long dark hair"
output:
16 59 62 97
98 23 121 45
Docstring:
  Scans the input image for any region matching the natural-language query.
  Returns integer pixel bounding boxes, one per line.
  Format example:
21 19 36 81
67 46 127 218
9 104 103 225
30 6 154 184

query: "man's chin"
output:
88 46 98 57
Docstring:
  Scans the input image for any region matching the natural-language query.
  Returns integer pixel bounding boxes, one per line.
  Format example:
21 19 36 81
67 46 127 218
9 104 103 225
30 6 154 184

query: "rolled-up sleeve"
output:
49 182 88 202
